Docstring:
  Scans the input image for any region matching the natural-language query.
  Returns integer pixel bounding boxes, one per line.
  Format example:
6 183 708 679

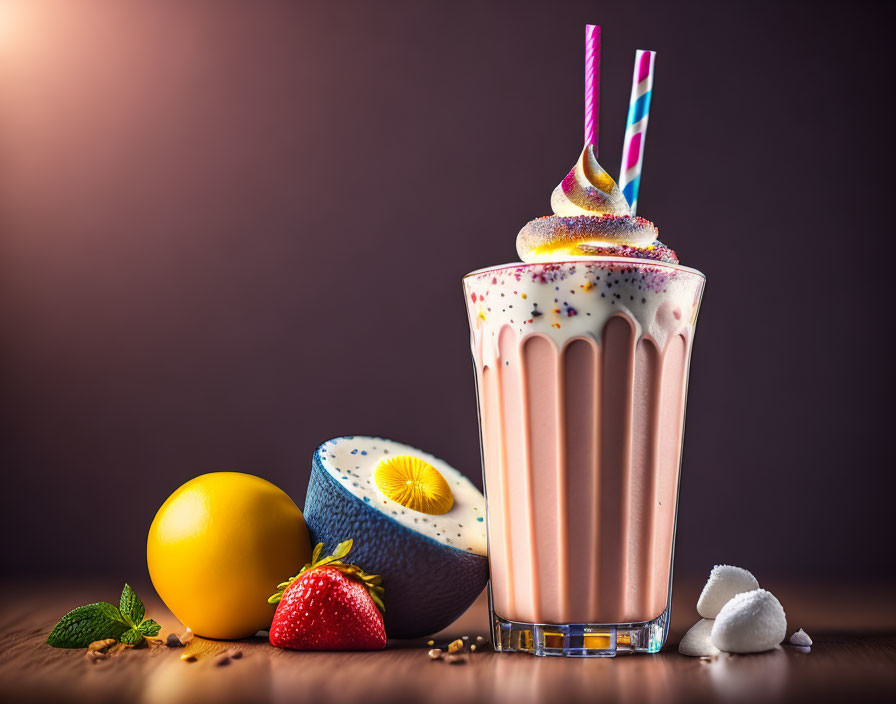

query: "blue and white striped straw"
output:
619 50 656 215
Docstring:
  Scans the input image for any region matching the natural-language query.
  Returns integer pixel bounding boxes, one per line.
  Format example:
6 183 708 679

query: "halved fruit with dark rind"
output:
302 437 488 639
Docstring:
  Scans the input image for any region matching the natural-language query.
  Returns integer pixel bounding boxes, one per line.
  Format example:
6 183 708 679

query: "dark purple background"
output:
1 0 893 581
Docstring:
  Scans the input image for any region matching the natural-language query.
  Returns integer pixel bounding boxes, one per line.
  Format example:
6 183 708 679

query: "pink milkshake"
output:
463 141 704 655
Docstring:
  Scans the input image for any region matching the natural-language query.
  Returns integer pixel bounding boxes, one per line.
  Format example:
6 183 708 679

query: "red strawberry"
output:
268 539 386 651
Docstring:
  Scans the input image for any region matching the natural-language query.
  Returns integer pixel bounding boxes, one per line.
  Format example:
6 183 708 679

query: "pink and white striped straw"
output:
584 24 600 150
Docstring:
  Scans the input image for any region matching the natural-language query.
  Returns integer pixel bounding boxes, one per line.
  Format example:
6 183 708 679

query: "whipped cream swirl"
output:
550 144 632 216
517 145 677 264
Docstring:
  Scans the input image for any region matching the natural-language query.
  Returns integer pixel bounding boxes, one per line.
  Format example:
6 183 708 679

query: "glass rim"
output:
463 257 705 281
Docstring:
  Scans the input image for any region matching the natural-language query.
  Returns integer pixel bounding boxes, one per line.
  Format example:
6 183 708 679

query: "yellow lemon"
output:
147 472 310 639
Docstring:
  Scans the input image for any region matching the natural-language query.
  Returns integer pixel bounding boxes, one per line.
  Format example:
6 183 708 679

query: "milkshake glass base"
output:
490 592 670 657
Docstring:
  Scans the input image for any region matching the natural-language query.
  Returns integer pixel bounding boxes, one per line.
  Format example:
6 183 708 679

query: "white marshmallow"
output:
789 628 812 647
697 565 760 618
711 589 787 654
678 618 720 657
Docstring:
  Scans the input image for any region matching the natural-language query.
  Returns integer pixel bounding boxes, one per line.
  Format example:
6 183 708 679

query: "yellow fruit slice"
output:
374 455 454 515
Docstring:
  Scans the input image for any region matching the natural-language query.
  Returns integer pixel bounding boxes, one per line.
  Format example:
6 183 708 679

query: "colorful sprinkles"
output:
516 213 675 264
464 260 704 356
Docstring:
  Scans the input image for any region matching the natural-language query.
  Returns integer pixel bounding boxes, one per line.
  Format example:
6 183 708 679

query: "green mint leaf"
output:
47 602 128 649
119 628 145 645
137 619 161 637
119 584 145 627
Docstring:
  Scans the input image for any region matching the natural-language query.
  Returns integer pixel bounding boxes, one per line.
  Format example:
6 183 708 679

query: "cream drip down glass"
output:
463 145 705 656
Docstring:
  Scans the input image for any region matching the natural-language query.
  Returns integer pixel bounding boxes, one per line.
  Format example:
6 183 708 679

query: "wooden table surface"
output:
1 577 894 704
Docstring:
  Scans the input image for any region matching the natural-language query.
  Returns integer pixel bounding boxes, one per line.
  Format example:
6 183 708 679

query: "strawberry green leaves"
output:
331 539 353 560
268 539 385 613
47 584 161 649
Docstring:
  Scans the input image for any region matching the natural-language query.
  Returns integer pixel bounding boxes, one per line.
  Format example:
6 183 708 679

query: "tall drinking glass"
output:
464 257 705 656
